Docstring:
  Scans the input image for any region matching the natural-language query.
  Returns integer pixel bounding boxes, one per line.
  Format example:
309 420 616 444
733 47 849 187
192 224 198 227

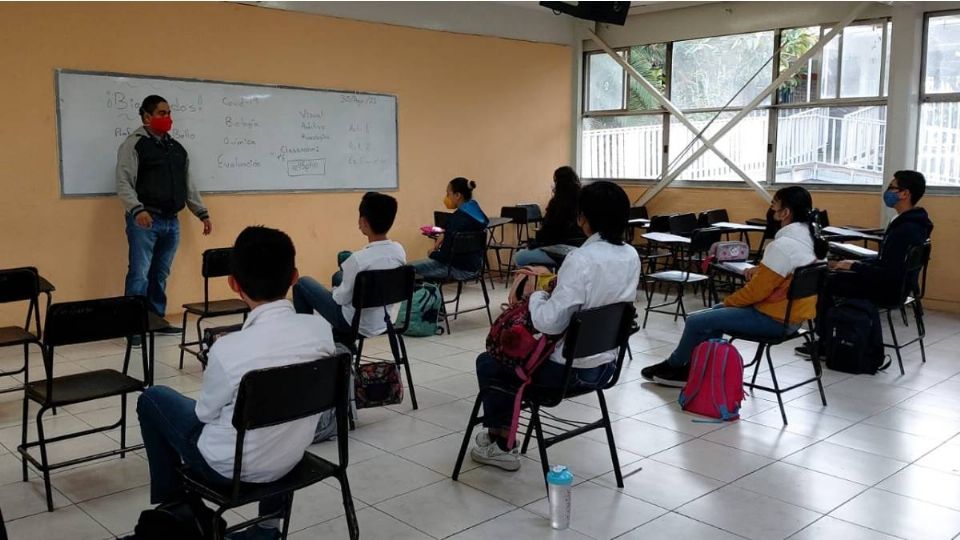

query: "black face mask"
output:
766 207 782 232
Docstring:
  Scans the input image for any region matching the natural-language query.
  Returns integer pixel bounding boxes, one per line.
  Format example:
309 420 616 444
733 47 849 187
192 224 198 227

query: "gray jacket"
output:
116 126 209 220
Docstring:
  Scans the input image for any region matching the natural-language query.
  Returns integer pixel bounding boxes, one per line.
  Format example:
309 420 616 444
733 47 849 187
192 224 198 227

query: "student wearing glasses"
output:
796 170 934 359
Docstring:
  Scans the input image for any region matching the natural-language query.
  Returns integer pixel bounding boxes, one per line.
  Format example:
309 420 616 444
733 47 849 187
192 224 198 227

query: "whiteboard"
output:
56 70 398 196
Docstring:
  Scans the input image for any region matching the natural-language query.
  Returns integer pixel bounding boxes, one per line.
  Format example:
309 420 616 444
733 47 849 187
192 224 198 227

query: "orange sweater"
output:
723 263 816 325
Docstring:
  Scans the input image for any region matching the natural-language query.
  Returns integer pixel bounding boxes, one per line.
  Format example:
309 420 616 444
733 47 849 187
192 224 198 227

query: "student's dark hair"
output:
578 181 629 245
139 95 167 119
230 226 297 302
448 177 477 200
894 170 926 205
773 186 828 259
359 191 398 234
544 166 581 226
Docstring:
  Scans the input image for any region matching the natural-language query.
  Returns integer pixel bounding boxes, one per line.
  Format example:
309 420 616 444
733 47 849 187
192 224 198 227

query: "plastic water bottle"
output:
546 465 573 530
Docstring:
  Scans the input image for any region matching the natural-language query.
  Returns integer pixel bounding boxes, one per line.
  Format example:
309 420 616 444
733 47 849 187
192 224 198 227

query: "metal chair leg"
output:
479 274 493 325
178 311 189 369
452 393 484 480
531 406 550 486
338 472 360 540
914 301 927 363
886 310 905 375
597 390 623 488
765 348 788 425
35 407 53 511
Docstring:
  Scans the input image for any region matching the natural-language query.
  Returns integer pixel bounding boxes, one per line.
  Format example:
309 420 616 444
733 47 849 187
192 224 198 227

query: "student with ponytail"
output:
642 186 826 387
411 177 489 279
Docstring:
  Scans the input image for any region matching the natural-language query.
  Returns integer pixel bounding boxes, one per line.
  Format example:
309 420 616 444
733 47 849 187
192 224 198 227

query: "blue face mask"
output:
883 190 901 208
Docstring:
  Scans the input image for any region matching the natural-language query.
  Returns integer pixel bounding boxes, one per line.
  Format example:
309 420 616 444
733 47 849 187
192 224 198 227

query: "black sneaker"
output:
641 361 690 388
128 335 142 347
794 342 825 361
154 325 183 335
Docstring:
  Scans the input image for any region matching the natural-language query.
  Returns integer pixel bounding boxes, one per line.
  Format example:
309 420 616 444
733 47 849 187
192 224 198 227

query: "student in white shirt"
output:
293 192 406 340
471 181 641 471
137 226 335 540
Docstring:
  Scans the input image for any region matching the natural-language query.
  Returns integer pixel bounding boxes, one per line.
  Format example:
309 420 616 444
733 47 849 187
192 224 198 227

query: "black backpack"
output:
821 299 885 374
131 499 226 540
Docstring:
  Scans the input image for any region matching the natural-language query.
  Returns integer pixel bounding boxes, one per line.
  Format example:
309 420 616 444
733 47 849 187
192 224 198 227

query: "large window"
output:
918 12 960 186
582 44 667 179
581 19 891 186
774 21 891 185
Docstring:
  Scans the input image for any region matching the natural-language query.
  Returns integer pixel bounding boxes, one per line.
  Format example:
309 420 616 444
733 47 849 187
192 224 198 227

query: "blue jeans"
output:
137 386 284 518
514 248 557 268
410 258 449 280
666 305 793 367
124 212 180 316
475 353 615 430
292 277 351 337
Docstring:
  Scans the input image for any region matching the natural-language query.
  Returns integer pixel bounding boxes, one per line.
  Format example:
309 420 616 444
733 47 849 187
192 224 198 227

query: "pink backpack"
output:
679 339 745 421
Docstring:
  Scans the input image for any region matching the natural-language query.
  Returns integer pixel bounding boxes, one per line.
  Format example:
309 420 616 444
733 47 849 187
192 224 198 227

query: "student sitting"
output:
136 226 336 540
514 166 586 267
410 177 489 279
471 181 641 471
293 192 406 342
641 186 827 387
798 170 934 358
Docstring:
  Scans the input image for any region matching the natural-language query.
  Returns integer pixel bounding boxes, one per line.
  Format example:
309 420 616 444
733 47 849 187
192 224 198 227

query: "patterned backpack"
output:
679 339 745 421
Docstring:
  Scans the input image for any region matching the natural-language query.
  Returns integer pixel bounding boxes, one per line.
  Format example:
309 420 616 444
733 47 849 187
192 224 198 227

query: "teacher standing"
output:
116 95 212 341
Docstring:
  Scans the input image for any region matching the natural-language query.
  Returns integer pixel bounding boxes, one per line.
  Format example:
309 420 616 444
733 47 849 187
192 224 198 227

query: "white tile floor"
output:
1 283 959 539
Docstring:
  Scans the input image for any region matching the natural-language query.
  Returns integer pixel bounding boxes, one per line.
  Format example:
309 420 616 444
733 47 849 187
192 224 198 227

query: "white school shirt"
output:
332 240 407 337
196 299 336 482
529 233 641 369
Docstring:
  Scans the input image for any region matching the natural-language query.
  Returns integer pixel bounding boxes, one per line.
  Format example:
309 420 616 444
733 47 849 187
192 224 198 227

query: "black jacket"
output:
852 207 933 303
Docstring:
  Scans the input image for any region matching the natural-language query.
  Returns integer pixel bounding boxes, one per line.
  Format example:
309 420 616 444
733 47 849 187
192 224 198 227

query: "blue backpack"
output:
396 283 443 337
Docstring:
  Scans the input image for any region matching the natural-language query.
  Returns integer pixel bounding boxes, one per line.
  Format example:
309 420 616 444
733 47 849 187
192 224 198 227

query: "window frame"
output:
915 9 960 191
579 18 896 191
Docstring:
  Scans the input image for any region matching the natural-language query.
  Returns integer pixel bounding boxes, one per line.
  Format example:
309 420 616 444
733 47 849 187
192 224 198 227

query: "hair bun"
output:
469 181 477 189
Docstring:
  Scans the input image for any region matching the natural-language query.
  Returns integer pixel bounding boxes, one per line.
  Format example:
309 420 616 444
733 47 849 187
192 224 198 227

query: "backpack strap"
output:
505 336 559 449
712 346 735 421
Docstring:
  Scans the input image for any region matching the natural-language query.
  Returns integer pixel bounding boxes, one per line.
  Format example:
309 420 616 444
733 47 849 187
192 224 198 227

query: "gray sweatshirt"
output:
116 126 209 220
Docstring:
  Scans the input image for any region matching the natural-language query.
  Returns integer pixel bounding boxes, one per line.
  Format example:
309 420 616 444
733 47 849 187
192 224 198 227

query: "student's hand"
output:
202 219 213 236
135 211 153 229
743 266 759 280
830 260 854 271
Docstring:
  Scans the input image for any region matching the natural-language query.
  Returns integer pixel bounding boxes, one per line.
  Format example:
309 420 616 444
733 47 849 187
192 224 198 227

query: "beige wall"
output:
0 2 572 325
623 185 959 313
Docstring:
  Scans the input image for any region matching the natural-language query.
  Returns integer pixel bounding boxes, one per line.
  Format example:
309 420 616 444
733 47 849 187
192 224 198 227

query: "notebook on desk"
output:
717 261 755 275
829 242 878 258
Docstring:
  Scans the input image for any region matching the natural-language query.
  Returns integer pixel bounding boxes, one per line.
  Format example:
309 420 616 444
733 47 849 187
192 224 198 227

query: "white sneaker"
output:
470 443 520 471
474 432 494 448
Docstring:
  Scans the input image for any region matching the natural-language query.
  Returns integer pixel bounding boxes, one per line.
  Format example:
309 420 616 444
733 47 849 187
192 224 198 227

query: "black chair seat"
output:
0 326 38 347
38 276 55 294
182 299 250 316
728 327 808 347
26 369 143 406
181 453 337 507
648 270 710 283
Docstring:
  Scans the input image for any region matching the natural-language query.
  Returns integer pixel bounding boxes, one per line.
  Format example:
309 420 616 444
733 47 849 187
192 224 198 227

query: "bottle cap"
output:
547 465 574 485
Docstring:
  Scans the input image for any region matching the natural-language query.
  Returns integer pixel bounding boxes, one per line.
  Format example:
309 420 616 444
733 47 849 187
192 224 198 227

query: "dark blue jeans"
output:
666 305 794 367
475 353 616 430
124 212 180 316
137 386 284 518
